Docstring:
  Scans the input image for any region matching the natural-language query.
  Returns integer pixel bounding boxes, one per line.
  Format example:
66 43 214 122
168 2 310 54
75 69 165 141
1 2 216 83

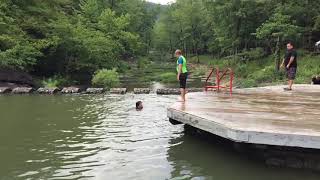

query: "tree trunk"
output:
196 45 200 64
184 40 187 58
196 52 200 63
169 34 173 58
110 0 115 9
275 36 281 72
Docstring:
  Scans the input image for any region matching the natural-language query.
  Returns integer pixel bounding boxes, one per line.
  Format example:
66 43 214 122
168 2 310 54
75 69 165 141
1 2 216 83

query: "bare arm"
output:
286 56 295 68
177 64 182 80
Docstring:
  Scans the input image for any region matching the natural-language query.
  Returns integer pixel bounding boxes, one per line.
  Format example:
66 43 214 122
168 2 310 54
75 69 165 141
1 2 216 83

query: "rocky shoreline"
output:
0 68 205 95
0 87 204 95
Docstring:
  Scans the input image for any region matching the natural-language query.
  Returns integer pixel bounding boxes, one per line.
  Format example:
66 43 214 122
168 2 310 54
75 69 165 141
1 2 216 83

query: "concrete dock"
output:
168 85 320 149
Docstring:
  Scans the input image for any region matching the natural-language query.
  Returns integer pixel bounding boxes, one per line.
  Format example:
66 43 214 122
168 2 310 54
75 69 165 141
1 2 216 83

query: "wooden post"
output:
275 36 281 72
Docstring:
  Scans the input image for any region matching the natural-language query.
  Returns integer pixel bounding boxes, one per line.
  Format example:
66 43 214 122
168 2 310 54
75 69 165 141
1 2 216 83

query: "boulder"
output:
85 88 105 94
37 87 60 94
110 88 127 94
0 87 12 94
134 88 151 94
156 88 180 95
316 40 320 49
12 87 34 94
312 76 320 85
0 68 35 87
61 87 81 94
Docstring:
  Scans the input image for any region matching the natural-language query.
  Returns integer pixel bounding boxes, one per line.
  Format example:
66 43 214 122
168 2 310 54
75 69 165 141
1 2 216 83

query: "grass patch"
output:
158 72 176 83
188 52 320 88
42 75 70 88
189 64 209 77
92 69 120 89
295 55 320 84
122 52 320 88
137 56 151 69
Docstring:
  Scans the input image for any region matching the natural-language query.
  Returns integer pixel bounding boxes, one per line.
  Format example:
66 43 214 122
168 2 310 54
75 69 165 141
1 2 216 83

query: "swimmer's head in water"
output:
136 101 143 110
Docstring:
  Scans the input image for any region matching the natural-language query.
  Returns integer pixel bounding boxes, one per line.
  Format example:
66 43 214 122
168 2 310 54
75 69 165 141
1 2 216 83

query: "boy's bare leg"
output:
288 80 293 89
180 88 186 102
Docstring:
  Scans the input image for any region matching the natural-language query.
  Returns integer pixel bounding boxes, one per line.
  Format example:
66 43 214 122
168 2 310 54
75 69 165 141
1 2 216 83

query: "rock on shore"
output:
12 87 34 94
37 87 60 94
61 87 81 94
0 87 12 94
0 68 35 87
85 88 105 94
110 88 127 94
134 88 151 94
156 88 180 95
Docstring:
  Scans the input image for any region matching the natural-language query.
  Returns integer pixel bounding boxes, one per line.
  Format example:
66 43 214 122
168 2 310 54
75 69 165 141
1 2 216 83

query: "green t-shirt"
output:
176 56 187 73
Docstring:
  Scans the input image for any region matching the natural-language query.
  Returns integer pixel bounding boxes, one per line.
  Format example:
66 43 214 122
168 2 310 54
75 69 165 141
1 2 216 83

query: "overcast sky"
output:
146 0 175 5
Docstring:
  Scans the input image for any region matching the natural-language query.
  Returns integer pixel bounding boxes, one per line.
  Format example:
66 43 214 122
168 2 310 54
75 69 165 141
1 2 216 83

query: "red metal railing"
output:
204 67 234 93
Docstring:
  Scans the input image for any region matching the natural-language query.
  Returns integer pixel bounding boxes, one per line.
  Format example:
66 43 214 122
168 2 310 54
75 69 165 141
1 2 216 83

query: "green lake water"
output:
0 94 319 180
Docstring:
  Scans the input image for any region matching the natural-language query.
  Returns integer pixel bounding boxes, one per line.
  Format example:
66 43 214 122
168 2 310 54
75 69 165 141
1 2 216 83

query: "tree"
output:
256 8 301 71
0 0 158 81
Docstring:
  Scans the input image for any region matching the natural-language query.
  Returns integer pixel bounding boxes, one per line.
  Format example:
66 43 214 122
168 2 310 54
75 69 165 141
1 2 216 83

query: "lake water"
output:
0 94 319 180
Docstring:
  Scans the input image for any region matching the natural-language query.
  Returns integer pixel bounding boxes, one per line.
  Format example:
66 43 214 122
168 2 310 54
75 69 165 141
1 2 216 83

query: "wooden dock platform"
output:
167 85 320 149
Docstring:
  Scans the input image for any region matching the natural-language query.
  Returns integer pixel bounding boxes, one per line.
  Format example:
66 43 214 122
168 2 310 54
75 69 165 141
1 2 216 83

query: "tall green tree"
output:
256 7 301 71
0 0 159 81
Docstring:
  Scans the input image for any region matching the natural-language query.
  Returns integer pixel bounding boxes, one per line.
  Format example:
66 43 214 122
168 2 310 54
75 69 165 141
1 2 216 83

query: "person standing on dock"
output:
281 42 297 91
175 49 188 102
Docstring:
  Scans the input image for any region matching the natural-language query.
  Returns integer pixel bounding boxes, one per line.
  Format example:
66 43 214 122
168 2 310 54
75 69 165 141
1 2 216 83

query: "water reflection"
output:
0 94 319 180
167 129 320 180
0 94 181 179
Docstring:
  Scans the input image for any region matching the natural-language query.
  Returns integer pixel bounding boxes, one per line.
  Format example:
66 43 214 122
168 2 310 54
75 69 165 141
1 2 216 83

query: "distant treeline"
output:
0 0 160 80
1 0 320 81
153 0 320 59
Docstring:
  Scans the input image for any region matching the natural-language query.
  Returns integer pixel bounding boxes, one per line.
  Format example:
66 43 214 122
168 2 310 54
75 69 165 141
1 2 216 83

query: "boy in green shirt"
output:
175 49 188 102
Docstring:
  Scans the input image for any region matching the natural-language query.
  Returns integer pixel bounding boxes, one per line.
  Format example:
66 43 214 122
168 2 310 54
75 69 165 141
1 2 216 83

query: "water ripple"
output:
1 94 181 179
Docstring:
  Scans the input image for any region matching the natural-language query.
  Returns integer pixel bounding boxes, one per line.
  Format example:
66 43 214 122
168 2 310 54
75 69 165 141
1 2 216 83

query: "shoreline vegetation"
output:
2 52 319 91
0 0 319 89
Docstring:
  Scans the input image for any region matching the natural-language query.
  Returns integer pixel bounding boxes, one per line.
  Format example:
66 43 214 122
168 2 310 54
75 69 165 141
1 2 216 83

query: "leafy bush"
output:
249 65 275 83
159 72 176 83
117 61 131 73
237 48 265 61
42 75 69 88
295 55 320 83
92 69 120 88
0 43 43 71
236 63 248 78
137 57 150 69
237 79 257 88
191 65 209 77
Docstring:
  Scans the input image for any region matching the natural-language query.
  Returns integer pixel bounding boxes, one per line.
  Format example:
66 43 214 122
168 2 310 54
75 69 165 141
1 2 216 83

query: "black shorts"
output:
179 73 188 89
286 67 297 80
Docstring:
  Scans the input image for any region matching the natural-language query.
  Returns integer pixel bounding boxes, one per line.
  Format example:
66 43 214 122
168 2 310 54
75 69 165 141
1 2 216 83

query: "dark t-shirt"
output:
284 49 297 68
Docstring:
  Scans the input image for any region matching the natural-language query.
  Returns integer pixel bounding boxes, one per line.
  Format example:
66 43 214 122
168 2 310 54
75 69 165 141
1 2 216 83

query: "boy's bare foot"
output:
283 87 292 91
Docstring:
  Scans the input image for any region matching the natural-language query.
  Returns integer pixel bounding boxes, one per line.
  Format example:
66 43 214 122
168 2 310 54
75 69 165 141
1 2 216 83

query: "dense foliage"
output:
41 75 70 88
92 68 119 88
153 0 320 60
1 0 320 86
0 0 159 81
